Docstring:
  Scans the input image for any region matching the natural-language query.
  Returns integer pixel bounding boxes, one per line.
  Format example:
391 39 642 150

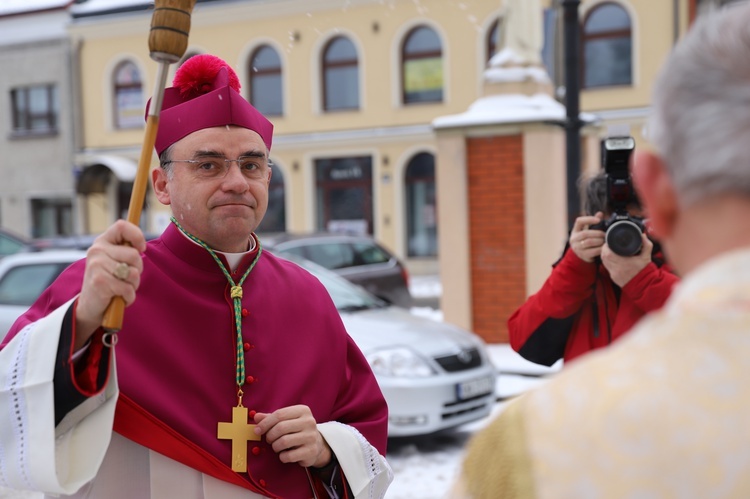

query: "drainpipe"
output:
69 35 88 233
561 0 581 229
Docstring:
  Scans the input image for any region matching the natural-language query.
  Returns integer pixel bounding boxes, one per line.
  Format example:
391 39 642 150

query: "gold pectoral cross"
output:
217 406 261 472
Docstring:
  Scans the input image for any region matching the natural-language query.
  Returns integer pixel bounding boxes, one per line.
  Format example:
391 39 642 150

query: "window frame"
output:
112 60 144 130
248 44 284 117
31 197 74 238
404 152 438 258
256 162 286 233
321 35 360 112
10 84 58 136
314 156 373 235
401 25 444 105
581 1 633 89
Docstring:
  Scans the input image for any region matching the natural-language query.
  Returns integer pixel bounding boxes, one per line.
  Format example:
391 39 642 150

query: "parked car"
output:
288 253 497 437
0 250 84 338
261 232 413 309
0 250 496 437
30 232 163 251
0 227 33 259
29 234 101 251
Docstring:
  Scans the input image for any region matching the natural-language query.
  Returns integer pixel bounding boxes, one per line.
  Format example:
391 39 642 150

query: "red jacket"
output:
508 247 679 366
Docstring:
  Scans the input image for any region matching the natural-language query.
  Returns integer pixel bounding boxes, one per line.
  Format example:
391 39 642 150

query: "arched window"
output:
582 2 632 88
486 18 503 64
256 165 286 233
401 26 443 104
322 36 359 111
405 152 437 257
113 61 143 129
248 45 283 116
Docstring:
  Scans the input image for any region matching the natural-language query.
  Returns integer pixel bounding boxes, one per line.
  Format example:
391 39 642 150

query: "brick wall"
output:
467 134 526 343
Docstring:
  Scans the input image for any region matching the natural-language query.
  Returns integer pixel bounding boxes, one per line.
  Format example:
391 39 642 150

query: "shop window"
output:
315 156 373 235
405 152 437 257
256 165 286 233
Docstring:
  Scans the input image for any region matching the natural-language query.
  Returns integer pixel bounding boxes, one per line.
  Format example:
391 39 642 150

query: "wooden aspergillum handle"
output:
101 0 196 332
101 116 160 331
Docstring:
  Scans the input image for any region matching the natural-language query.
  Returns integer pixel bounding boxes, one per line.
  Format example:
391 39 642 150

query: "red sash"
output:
113 394 276 497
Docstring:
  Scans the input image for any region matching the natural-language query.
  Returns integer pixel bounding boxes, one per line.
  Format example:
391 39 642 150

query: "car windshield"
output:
282 254 387 312
0 230 30 258
0 262 67 306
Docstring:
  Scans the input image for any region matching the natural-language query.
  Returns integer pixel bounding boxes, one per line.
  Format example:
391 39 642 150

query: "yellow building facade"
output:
70 0 507 275
66 0 705 337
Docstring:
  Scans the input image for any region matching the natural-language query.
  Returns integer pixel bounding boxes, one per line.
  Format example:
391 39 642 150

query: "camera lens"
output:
606 220 643 256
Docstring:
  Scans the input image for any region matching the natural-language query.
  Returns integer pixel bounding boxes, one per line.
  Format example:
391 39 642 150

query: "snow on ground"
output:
385 403 509 499
408 274 443 300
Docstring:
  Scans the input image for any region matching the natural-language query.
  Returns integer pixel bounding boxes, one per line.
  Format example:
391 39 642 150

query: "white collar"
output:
178 230 256 272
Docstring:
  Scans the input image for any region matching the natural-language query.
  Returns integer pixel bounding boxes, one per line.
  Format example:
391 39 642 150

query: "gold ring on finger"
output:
113 262 130 281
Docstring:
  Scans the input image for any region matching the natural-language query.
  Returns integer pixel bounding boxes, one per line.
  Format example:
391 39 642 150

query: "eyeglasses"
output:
162 157 271 181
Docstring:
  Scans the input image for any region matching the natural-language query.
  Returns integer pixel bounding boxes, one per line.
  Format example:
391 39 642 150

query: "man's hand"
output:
569 212 606 263
601 234 653 287
254 405 332 468
75 220 147 349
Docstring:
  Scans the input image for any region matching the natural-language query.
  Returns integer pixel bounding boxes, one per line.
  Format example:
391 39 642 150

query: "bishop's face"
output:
152 126 272 253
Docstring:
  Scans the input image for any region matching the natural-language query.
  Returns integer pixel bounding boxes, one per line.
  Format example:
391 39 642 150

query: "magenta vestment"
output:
5 223 389 498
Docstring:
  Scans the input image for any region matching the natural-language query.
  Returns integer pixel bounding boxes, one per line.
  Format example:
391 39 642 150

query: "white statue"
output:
499 0 543 66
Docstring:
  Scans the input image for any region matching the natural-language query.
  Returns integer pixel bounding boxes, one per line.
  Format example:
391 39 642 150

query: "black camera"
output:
590 136 645 257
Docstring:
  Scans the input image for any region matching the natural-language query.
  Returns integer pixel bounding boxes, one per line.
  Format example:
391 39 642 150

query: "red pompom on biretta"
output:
150 53 274 155
172 54 241 99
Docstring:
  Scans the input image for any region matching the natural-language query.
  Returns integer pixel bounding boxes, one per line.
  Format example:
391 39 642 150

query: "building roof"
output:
0 1 72 45
69 0 231 19
69 0 151 18
0 0 71 17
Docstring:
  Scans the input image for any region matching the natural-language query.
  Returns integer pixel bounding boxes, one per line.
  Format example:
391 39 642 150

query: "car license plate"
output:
456 375 495 400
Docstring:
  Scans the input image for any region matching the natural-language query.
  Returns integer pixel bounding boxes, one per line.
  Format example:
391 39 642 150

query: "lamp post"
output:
561 0 581 229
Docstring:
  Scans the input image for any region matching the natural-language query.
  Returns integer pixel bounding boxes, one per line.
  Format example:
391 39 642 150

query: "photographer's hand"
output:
601 234 653 287
570 213 606 263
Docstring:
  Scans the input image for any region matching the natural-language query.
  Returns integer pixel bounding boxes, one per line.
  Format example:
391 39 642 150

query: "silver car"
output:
287 254 497 436
0 250 497 437
0 250 85 339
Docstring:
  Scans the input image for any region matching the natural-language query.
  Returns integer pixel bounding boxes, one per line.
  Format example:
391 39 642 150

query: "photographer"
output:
508 141 679 366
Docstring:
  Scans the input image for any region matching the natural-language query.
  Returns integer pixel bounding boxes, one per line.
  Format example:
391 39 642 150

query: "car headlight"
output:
366 347 435 377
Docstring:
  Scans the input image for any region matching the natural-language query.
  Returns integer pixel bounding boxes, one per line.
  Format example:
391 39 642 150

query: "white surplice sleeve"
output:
317 421 393 499
0 298 118 496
